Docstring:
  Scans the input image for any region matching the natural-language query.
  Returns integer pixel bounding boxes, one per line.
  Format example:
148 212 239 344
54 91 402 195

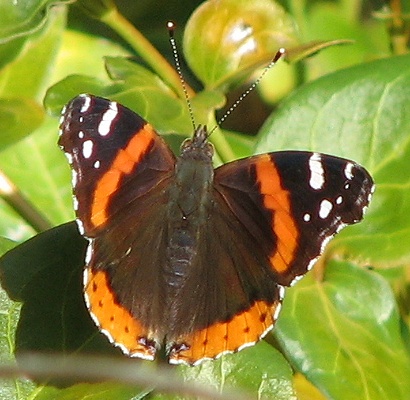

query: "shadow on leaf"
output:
0 222 124 383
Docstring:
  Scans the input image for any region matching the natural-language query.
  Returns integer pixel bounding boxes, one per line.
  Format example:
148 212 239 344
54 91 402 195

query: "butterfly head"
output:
180 125 214 161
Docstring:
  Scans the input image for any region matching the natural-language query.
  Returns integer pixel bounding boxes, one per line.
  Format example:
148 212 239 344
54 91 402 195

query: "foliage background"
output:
0 0 409 399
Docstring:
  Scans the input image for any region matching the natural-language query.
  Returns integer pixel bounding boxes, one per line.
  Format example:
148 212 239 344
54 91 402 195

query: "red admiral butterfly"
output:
59 94 374 365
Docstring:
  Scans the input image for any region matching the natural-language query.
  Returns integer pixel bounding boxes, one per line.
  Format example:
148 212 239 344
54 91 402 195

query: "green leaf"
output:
0 200 36 243
47 57 227 137
0 0 68 43
50 28 131 85
45 74 108 115
284 39 354 64
0 223 110 358
0 115 74 231
0 238 35 399
0 37 28 71
0 237 16 254
276 260 410 400
0 6 66 99
104 57 192 134
75 0 117 20
0 98 44 150
176 342 295 400
223 129 256 160
183 0 298 89
0 5 65 162
300 3 390 78
35 382 150 400
256 54 410 264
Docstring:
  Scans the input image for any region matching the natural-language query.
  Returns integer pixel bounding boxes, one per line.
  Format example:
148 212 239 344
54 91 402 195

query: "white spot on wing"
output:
85 240 93 264
307 256 319 272
319 199 333 219
303 213 311 222
273 301 282 320
344 162 354 180
309 153 325 190
72 169 78 187
78 131 84 139
98 101 118 136
82 139 94 159
73 196 79 211
64 152 73 165
83 266 90 288
93 160 101 169
278 285 285 299
76 218 85 235
80 95 91 113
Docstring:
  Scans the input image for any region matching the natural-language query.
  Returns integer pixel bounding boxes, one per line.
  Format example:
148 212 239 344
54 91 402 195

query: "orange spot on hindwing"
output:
84 268 157 360
254 155 299 273
168 300 279 365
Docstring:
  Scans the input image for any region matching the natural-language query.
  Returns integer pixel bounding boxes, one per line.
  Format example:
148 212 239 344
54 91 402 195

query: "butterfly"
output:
58 93 374 365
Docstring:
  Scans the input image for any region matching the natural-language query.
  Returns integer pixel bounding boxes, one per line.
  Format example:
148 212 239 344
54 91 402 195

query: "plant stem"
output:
0 171 53 232
102 8 195 99
389 0 409 55
207 114 237 163
212 130 237 163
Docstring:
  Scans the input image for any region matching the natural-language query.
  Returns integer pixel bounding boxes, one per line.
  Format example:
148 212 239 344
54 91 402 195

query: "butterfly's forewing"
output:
59 95 176 236
59 95 176 360
214 152 373 286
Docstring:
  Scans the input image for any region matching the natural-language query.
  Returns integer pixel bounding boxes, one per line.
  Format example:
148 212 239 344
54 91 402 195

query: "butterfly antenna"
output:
167 21 196 131
209 47 286 135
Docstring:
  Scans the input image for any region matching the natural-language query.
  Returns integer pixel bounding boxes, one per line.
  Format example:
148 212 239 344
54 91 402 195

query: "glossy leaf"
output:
0 116 74 233
0 6 66 99
0 238 35 399
35 383 150 400
0 0 68 42
75 0 116 20
299 2 390 79
284 39 354 64
0 98 44 150
0 7 65 157
276 260 410 399
0 223 106 357
176 341 294 400
46 57 226 137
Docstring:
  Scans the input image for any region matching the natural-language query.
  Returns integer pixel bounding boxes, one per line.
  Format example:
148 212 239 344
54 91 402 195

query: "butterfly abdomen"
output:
164 155 214 279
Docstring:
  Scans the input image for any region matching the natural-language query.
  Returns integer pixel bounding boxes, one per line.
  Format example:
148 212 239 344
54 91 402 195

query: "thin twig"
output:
0 170 53 233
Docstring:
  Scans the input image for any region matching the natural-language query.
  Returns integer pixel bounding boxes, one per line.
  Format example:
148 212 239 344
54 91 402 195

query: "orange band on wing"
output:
84 269 155 359
255 155 299 273
169 300 278 365
90 124 155 228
